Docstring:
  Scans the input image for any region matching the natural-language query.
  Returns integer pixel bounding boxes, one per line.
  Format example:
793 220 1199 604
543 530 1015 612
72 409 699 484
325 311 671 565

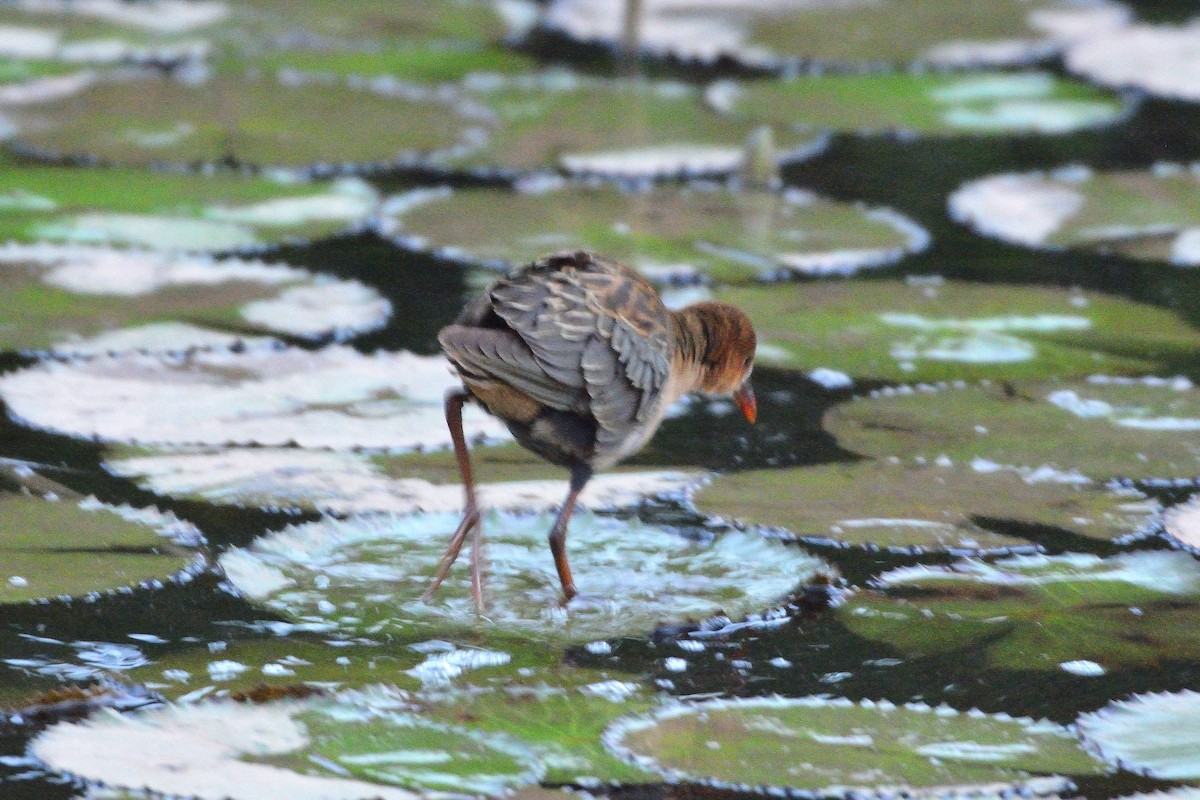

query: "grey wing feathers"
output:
439 325 586 413
478 252 672 458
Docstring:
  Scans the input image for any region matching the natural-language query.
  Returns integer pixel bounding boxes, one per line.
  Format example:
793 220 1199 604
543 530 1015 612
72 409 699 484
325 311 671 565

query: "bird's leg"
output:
549 463 593 605
421 389 485 611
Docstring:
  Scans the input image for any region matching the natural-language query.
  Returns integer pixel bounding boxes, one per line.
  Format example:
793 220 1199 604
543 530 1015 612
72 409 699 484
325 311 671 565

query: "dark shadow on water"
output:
629 368 873 472
268 232 473 356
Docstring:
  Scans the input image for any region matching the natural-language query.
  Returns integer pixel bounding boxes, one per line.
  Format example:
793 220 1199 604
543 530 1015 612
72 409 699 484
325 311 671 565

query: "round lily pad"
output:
718 279 1200 382
0 9 214 67
417 671 658 785
0 346 509 450
232 0 528 44
387 184 926 282
711 72 1126 136
606 696 1102 797
543 0 1127 68
0 243 390 354
258 45 536 86
449 73 826 178
950 165 1200 266
32 665 650 800
0 0 229 39
825 377 1200 481
0 166 381 250
105 445 697 515
217 511 830 642
0 57 93 104
838 551 1200 672
1077 690 1200 779
0 492 202 605
31 695 425 800
1066 20 1200 102
7 72 485 170
693 461 1156 552
1164 496 1200 555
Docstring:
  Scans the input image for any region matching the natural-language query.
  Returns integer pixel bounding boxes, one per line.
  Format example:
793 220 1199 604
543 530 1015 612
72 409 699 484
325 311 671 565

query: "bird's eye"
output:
743 356 753 368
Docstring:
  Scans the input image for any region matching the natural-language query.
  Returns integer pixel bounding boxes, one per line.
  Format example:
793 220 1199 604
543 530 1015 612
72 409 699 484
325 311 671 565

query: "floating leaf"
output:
0 346 509 450
7 73 484 170
719 279 1200 381
950 165 1200 266
281 706 544 795
0 0 228 38
0 491 201 605
825 377 1200 480
712 72 1125 136
607 696 1102 797
1164 496 1200 554
0 165 380 250
839 552 1200 672
693 461 1155 552
0 57 93 104
1077 690 1200 779
33 666 649 800
387 184 925 282
1066 20 1200 102
106 445 697 515
258 45 536 86
31 694 423 800
0 243 389 354
449 73 826 178
543 0 1126 68
218 511 829 643
418 668 658 784
231 0 527 44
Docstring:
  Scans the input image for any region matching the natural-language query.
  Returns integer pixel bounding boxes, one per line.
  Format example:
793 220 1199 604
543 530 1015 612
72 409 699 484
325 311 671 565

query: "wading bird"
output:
423 250 757 610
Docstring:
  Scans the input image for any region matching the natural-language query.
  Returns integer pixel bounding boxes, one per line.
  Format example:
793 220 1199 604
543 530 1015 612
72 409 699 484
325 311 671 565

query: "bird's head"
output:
688 302 757 424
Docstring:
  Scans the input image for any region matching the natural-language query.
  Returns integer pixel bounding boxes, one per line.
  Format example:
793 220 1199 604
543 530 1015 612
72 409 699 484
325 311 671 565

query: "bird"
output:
422 250 757 611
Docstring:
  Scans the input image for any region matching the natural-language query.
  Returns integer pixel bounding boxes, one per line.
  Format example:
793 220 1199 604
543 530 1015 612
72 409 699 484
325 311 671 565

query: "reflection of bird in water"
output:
424 250 758 610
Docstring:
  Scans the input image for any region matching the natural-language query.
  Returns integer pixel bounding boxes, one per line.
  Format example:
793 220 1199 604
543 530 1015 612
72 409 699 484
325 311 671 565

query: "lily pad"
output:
712 72 1126 136
838 551 1200 672
449 72 826 178
606 696 1102 798
718 279 1200 382
1065 20 1200 102
31 694 423 800
0 0 228 38
232 0 530 44
543 0 1127 68
693 461 1156 552
418 668 658 785
7 73 485 170
0 346 509 450
1077 690 1200 779
258 45 536 86
0 58 94 104
387 184 926 282
0 166 381 250
950 165 1200 266
0 243 390 354
217 510 830 642
825 377 1200 481
0 491 201 605
33 666 650 800
105 445 698 515
1164 496 1200 554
